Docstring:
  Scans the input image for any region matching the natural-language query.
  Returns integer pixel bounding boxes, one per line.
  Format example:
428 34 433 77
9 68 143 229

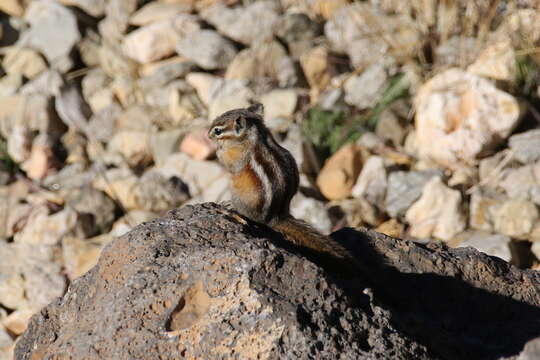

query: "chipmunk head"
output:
208 103 265 145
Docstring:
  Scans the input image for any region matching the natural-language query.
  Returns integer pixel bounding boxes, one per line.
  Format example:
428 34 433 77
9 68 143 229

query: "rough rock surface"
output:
15 203 540 360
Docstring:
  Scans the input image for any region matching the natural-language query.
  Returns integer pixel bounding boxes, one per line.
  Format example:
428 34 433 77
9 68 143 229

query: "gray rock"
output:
43 162 98 191
352 155 387 208
138 61 196 93
509 129 540 164
14 204 432 359
64 187 116 235
0 241 66 311
20 1 80 71
207 79 253 120
275 12 319 47
385 169 442 218
20 70 64 97
344 63 388 109
498 162 540 205
176 30 237 70
150 129 185 167
85 103 121 142
457 231 512 262
290 193 332 233
434 36 480 68
201 1 280 45
55 83 92 133
133 171 190 213
15 203 540 359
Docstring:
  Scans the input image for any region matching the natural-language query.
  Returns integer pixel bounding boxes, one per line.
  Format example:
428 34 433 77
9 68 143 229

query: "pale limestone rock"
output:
15 206 78 245
344 63 388 109
414 68 520 168
176 30 237 70
405 177 466 241
351 156 387 207
325 3 419 68
201 1 280 45
290 193 332 234
180 130 216 161
509 129 540 164
2 309 35 336
92 168 139 210
207 79 253 121
168 85 204 125
469 189 506 232
20 135 58 180
123 14 200 64
498 162 540 206
316 144 362 200
300 46 333 93
492 199 539 240
186 72 220 106
467 39 516 81
384 169 441 218
155 152 226 197
456 231 511 262
150 129 184 167
225 41 297 87
2 47 47 79
129 2 192 26
107 130 152 168
22 1 80 69
260 89 298 130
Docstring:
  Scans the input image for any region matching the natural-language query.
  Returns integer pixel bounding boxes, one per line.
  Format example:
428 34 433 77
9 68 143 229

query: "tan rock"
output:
469 189 505 232
185 72 219 106
110 210 158 237
15 206 78 245
492 199 539 240
122 14 199 64
62 234 113 280
207 79 253 121
93 168 139 210
405 177 466 241
180 130 216 161
0 0 23 16
107 130 152 168
316 144 362 200
21 136 58 180
2 47 47 79
414 68 520 168
375 218 404 239
260 89 298 123
129 2 192 26
155 152 226 197
300 46 332 93
467 39 516 81
311 0 348 19
2 309 35 336
168 86 204 125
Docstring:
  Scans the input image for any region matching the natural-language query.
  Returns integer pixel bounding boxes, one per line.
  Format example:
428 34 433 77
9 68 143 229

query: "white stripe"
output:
249 155 273 217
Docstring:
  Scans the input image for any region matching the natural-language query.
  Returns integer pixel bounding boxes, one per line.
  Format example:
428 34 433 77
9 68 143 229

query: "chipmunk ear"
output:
234 116 246 135
247 103 264 117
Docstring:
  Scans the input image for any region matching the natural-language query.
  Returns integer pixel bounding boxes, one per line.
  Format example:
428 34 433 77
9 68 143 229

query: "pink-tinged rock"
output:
414 68 520 168
180 131 216 161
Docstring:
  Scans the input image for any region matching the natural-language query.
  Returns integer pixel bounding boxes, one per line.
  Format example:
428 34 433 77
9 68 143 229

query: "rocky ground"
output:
12 203 540 359
1 0 540 358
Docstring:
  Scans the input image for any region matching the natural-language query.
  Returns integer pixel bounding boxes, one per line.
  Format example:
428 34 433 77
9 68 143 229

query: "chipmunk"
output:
208 103 354 263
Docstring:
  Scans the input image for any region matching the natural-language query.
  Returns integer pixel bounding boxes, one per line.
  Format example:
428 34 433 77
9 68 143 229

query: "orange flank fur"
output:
232 166 263 210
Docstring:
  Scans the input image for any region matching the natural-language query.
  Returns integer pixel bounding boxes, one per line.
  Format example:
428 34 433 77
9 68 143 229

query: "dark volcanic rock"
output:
14 203 540 359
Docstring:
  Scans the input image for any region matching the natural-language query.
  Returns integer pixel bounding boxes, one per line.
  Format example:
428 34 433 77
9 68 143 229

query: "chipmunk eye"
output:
213 127 223 136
